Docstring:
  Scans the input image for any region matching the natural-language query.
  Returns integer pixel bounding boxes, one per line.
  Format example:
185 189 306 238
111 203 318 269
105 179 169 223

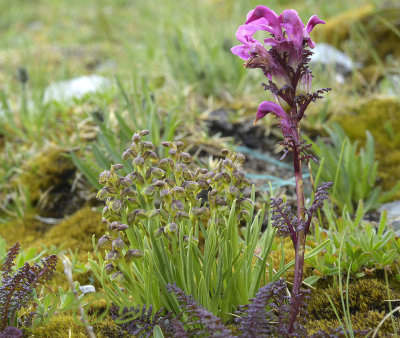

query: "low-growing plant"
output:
0 242 57 334
308 123 400 214
90 130 279 322
307 202 400 281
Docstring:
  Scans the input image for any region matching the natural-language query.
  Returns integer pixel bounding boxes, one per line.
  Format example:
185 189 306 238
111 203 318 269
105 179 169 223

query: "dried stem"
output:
62 256 96 338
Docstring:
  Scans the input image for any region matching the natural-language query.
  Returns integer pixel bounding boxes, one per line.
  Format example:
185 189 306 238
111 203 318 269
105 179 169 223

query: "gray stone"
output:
43 75 112 104
79 285 96 294
310 43 356 78
379 200 400 234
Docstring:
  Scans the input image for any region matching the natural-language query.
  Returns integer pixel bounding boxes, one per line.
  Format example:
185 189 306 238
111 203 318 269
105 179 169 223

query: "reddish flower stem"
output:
288 127 306 333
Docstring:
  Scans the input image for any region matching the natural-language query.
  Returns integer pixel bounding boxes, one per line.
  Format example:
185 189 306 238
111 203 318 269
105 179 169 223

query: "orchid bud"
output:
171 200 184 211
221 148 230 156
176 141 184 149
110 271 125 283
147 209 160 219
171 186 185 197
97 235 112 249
161 141 171 147
239 198 255 210
143 185 155 197
183 235 199 245
134 155 145 168
158 158 174 170
112 164 124 171
112 237 125 250
154 227 165 239
168 149 177 157
99 170 110 184
166 222 178 235
150 168 165 179
109 221 120 230
111 199 123 212
184 181 199 192
176 211 189 220
97 188 108 200
132 133 141 143
106 250 120 261
180 152 192 163
104 263 115 274
139 129 150 136
125 249 144 261
117 223 129 231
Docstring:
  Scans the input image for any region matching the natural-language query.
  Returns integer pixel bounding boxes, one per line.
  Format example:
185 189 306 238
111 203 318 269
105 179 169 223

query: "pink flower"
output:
255 101 292 137
232 6 324 69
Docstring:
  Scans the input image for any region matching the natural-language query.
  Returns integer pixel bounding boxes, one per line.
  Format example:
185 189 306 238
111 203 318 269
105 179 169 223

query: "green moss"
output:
17 145 77 217
25 314 131 337
333 97 400 198
306 277 400 335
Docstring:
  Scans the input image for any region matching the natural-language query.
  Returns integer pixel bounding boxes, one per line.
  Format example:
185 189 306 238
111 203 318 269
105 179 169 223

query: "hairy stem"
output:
288 128 306 333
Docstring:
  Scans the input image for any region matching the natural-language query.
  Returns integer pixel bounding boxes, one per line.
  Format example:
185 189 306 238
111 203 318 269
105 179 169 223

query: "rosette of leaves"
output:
0 242 57 333
90 130 277 322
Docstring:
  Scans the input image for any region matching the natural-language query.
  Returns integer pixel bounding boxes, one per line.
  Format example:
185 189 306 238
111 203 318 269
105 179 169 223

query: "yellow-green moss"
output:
332 97 400 198
306 277 400 335
25 314 131 337
17 145 77 217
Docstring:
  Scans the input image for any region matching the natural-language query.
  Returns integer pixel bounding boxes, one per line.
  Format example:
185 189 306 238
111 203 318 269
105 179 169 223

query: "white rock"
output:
79 285 96 294
43 75 111 104
379 200 400 234
310 43 356 76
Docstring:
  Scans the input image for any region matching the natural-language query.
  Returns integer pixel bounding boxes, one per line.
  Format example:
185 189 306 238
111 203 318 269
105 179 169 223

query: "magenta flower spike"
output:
232 5 331 335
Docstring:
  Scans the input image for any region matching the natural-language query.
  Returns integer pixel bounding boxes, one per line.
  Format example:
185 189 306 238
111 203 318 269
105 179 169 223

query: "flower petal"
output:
254 101 286 124
279 9 304 49
245 6 282 38
305 15 325 34
231 45 251 60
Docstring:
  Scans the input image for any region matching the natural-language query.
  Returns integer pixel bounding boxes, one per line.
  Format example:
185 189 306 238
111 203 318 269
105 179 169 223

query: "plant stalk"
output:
288 128 306 333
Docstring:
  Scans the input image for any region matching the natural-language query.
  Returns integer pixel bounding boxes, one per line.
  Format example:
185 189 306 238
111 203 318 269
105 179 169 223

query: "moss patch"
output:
332 97 400 197
306 277 400 335
17 145 80 218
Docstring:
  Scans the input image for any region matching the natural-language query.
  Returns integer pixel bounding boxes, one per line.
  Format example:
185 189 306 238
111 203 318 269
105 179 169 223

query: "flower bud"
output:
143 185 155 197
97 235 112 249
179 152 192 163
106 250 121 261
134 155 145 167
184 181 200 192
169 149 177 157
239 198 255 210
166 222 178 235
122 150 133 160
99 170 110 184
154 227 165 239
171 200 184 211
222 158 233 170
158 158 174 171
154 180 167 189
228 185 239 196
161 141 171 147
105 186 117 194
117 223 129 231
132 133 141 143
110 271 124 283
240 210 251 222
125 249 144 260
112 164 124 171
112 237 125 250
109 221 121 230
139 129 150 136
97 188 108 200
142 141 154 150
176 141 184 149
160 189 171 203
104 263 115 274
147 209 160 219
221 148 230 156
171 186 185 197
176 211 189 220
128 209 147 224
120 178 133 187
183 235 199 245
150 167 165 179
111 199 123 212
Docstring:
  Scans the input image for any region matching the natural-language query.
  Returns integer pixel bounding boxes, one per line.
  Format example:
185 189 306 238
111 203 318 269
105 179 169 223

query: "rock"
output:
310 43 356 82
43 75 112 104
379 201 400 235
79 285 96 294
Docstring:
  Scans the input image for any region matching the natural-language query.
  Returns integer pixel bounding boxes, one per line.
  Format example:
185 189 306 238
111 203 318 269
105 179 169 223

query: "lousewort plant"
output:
232 5 332 332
